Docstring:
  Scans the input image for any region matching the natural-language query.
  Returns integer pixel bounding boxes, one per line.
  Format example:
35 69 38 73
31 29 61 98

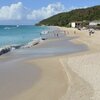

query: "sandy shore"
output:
0 26 100 100
10 57 68 100
59 27 100 100
0 29 74 100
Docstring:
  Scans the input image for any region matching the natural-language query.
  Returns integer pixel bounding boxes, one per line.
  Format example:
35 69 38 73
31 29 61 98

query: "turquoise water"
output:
0 25 47 47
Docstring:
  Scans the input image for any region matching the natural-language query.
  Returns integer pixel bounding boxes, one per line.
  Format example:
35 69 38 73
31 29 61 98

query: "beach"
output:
0 26 100 100
59 27 100 100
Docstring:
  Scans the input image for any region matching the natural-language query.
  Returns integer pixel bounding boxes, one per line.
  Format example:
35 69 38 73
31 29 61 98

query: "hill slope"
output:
36 5 100 26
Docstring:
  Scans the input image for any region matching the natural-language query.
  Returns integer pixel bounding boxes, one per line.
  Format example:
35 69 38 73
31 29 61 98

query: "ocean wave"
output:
0 44 22 55
4 25 19 30
0 37 46 56
4 27 11 30
22 37 43 48
0 46 11 55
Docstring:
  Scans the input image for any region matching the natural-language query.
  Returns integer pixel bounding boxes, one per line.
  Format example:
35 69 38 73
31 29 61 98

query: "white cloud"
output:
27 2 65 20
0 2 28 20
0 2 65 21
67 6 88 11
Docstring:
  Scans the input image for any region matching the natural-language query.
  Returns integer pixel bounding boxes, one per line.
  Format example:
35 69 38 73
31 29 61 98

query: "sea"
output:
0 25 48 48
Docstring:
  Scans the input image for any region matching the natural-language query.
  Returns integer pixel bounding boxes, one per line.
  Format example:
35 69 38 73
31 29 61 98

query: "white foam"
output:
41 30 49 35
0 35 47 56
0 44 23 55
22 37 43 48
4 27 11 30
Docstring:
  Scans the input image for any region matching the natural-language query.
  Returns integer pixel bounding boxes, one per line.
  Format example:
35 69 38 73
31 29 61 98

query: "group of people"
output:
40 29 68 39
89 29 95 36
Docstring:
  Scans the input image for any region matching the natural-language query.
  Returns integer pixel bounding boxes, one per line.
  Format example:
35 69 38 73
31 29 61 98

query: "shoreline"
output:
0 25 52 56
0 37 45 56
0 26 64 56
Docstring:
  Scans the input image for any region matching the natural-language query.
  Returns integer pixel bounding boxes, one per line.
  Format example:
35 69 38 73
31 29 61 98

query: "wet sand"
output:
2 36 87 59
0 59 41 100
11 57 68 100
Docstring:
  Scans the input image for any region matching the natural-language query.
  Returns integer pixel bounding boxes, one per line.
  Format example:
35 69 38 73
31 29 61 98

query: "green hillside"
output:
36 5 100 26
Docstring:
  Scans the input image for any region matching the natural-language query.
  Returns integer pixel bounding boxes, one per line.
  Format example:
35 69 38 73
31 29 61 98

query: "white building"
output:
71 21 82 28
89 21 100 26
71 22 76 28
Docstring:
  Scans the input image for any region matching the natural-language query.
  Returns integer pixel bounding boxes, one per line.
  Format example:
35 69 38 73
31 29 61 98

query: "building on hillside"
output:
89 20 100 26
71 21 83 28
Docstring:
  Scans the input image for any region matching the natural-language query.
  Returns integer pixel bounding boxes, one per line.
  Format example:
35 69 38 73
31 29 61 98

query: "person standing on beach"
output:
89 29 95 36
64 30 66 36
57 33 59 38
89 30 91 36
66 31 69 34
74 30 76 34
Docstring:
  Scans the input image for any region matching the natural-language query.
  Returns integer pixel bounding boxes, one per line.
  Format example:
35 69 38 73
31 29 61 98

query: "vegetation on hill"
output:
36 5 100 26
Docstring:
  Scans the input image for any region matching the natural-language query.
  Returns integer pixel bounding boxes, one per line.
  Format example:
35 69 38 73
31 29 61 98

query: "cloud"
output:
0 2 65 22
67 6 88 11
27 2 65 20
0 2 28 20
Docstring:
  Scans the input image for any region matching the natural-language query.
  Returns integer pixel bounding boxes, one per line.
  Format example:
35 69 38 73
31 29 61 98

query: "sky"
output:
0 0 99 25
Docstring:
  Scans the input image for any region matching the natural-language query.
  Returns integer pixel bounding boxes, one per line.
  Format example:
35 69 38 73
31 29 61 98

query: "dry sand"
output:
59 27 100 100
